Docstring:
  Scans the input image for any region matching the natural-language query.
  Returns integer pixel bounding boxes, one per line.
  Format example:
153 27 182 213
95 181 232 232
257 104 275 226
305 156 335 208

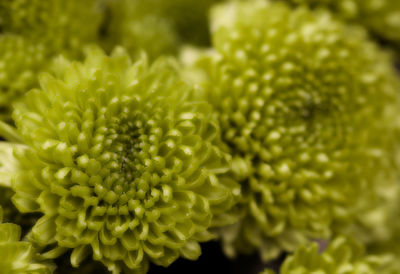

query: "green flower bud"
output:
184 0 400 261
283 0 400 48
263 237 394 274
0 206 55 273
10 47 238 273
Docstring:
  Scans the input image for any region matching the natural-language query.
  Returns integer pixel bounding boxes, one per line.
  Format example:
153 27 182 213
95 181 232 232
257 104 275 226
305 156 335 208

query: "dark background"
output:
148 242 268 274
56 241 284 274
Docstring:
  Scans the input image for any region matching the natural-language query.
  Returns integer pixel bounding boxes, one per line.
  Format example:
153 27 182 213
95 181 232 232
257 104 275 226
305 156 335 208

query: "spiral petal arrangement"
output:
267 237 395 274
10 47 238 273
0 206 55 273
283 0 400 47
184 0 400 260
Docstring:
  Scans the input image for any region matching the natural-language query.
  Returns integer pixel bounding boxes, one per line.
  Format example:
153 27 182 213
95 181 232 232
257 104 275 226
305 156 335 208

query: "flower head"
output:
184 0 400 260
10 47 237 273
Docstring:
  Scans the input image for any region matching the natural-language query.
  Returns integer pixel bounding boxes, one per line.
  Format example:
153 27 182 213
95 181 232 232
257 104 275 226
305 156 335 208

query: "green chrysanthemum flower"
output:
0 0 103 56
183 0 400 261
0 35 47 121
0 206 55 273
282 0 400 47
261 237 394 274
10 47 237 273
